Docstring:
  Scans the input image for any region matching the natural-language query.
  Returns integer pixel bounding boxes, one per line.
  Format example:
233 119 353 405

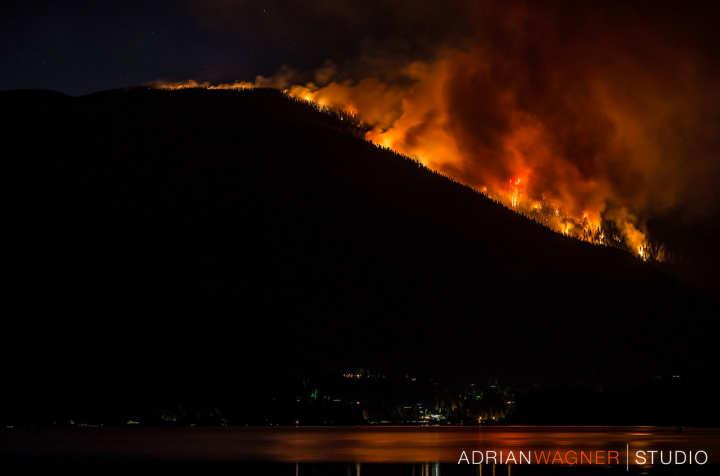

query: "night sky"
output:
1 0 471 95
2 0 274 95
3 0 719 95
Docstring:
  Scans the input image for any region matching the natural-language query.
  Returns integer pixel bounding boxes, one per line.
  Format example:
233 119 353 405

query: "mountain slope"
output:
0 87 715 422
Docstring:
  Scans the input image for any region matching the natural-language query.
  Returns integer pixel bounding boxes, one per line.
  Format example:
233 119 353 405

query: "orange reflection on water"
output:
3 426 720 465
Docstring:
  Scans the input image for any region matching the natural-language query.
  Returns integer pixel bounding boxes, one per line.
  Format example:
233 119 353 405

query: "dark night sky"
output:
3 0 718 95
2 0 272 95
1 0 475 95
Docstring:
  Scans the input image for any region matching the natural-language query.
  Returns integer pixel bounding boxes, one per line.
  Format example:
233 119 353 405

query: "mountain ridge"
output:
1 87 715 423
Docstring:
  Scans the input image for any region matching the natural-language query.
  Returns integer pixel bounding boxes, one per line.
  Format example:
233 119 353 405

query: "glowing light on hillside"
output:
153 79 666 262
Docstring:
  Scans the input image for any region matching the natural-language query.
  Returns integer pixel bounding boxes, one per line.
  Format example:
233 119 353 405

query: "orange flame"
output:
155 73 658 258
166 0 720 265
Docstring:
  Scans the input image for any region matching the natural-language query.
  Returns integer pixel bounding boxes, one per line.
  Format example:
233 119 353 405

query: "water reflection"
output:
2 427 719 475
287 462 700 476
7 426 716 464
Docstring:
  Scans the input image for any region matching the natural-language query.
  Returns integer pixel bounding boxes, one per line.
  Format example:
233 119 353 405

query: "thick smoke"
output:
175 0 720 255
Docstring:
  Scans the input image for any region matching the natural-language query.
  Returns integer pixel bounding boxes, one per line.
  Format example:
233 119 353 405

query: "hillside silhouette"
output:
0 87 716 424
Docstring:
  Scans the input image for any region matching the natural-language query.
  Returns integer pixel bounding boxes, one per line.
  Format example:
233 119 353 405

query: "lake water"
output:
2 426 719 475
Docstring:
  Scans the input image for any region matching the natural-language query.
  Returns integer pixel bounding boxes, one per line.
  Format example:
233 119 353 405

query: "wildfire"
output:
157 79 255 90
155 0 720 270
153 75 665 262
510 179 522 209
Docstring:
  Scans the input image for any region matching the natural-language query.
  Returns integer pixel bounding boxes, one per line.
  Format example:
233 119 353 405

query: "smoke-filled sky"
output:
4 0 720 261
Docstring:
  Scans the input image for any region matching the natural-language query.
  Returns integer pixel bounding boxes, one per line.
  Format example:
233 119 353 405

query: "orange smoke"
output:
159 1 720 261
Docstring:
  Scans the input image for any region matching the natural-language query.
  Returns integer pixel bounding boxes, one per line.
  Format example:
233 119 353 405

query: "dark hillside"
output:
0 87 715 424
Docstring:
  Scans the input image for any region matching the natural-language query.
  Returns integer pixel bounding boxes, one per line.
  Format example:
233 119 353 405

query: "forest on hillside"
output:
1 87 716 426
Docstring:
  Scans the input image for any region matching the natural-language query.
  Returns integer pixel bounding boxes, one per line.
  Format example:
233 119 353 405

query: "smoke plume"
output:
169 0 720 257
